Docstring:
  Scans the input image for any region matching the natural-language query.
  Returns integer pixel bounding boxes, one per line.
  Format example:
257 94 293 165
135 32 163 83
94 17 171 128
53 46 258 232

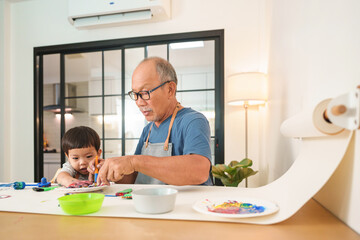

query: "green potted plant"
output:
212 158 258 187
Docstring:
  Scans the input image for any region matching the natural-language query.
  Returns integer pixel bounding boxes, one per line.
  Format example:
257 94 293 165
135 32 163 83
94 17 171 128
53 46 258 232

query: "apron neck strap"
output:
145 123 153 148
164 102 180 151
145 102 181 150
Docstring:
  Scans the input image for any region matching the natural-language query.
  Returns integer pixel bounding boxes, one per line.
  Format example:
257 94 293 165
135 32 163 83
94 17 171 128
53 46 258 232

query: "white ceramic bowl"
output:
132 188 178 214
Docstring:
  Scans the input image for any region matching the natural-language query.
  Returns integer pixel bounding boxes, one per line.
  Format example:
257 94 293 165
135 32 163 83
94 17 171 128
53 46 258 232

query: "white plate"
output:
193 197 279 218
55 185 108 193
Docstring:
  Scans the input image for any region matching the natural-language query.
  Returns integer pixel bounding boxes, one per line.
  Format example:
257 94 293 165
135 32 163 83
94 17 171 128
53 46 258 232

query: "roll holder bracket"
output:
326 86 360 130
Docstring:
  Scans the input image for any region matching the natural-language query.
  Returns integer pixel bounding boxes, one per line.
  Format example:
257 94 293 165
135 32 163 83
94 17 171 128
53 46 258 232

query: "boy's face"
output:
66 147 101 175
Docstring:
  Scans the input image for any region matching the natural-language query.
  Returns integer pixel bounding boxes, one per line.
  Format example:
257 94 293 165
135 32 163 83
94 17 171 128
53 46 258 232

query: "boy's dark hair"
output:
62 126 100 155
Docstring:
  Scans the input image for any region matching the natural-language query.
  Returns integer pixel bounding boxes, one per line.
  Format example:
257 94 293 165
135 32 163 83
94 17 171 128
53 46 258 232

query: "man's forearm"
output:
132 154 210 185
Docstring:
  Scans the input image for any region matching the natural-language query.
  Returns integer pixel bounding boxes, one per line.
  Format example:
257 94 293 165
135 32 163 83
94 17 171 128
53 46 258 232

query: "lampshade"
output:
227 72 267 106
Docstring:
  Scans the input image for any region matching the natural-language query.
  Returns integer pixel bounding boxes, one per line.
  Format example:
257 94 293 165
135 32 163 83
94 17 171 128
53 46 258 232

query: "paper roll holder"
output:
324 86 360 130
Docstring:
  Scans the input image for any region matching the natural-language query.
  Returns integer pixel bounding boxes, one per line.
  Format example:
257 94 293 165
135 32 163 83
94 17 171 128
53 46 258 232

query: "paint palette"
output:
56 185 108 193
193 197 279 218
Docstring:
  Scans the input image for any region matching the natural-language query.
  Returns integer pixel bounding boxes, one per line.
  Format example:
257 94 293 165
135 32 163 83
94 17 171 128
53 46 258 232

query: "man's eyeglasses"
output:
128 81 171 101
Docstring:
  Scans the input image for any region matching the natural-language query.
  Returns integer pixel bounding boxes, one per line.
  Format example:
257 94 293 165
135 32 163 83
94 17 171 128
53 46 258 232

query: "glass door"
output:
34 30 224 182
42 54 62 180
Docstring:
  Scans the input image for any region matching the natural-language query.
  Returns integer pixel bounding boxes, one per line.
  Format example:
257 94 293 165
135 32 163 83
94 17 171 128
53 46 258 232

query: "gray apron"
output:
135 103 181 184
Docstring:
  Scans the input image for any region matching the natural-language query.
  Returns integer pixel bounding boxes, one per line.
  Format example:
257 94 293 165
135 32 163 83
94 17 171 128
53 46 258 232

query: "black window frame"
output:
34 29 225 185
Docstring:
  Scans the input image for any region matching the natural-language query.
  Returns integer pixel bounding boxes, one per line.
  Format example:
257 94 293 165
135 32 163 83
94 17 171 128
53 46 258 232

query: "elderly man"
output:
89 57 213 186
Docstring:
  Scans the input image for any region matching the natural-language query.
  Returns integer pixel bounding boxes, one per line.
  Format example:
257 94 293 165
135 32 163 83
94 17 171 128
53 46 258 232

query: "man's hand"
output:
97 156 136 185
87 157 105 183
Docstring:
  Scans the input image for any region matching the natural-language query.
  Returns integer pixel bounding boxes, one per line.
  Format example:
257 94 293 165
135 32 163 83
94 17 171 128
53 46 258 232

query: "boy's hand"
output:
87 158 105 182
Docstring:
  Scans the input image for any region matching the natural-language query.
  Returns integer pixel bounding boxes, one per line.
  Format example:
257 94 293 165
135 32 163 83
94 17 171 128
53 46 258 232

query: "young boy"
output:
56 126 102 187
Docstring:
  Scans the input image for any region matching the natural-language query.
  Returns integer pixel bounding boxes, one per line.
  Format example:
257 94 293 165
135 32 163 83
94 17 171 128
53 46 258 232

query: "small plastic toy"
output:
0 177 52 190
115 189 133 199
122 193 132 199
115 188 132 197
32 186 59 192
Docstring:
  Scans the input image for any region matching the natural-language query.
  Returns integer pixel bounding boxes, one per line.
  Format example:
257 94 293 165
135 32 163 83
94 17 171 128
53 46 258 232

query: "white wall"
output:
0 0 11 182
1 0 360 234
267 0 360 234
1 0 267 185
0 0 4 182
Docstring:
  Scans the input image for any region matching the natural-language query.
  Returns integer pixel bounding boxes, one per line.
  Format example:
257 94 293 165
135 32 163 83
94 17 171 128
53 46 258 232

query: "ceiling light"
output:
169 41 204 49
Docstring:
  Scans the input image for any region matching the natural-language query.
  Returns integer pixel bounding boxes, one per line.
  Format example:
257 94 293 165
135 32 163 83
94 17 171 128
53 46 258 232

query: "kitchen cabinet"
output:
43 153 61 181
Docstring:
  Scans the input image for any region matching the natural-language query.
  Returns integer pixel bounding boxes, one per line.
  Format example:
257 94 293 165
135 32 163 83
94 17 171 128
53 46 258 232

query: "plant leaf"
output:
212 164 226 175
211 160 258 187
228 160 239 167
242 168 258 178
236 158 253 168
232 168 244 185
221 179 240 187
224 165 237 176
211 164 227 178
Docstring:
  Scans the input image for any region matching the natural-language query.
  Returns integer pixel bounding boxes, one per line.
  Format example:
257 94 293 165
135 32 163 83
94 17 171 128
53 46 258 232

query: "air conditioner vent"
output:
68 0 171 29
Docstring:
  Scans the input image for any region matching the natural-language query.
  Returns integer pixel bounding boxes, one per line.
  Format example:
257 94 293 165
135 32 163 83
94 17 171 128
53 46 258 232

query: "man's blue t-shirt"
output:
134 107 213 185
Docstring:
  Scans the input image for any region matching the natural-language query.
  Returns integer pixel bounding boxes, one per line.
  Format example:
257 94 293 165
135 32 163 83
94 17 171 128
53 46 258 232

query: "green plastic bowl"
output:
58 193 104 215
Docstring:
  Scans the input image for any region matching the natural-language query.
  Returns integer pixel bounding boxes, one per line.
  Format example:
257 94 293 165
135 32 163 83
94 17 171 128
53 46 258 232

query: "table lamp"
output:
227 72 267 187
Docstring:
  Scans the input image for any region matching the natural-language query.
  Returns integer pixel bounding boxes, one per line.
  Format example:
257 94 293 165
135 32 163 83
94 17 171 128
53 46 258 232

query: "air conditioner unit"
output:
68 0 171 29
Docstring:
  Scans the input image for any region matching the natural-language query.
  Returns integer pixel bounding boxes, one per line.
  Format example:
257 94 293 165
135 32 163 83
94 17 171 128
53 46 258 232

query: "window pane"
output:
65 52 102 97
88 96 102 116
177 91 215 136
210 137 215 165
43 110 61 152
104 140 122 159
125 139 138 155
147 44 167 59
43 54 60 110
169 40 215 91
43 54 60 85
66 97 103 138
43 54 62 180
43 54 61 152
104 96 122 139
180 73 207 90
104 50 122 95
125 47 145 92
125 95 147 138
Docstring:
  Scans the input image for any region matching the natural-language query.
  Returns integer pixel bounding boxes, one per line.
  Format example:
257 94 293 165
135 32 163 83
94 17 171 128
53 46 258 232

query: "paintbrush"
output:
94 155 99 186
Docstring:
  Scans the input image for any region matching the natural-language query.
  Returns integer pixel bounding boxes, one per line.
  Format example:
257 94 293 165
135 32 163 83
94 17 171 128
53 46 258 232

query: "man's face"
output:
131 61 171 124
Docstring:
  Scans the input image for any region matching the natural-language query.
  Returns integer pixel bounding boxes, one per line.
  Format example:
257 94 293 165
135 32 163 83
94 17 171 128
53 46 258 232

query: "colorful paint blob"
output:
67 181 93 188
207 200 265 214
0 195 11 199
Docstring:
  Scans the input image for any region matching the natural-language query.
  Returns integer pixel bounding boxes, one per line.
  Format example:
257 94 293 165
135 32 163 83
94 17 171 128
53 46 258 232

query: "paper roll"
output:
281 99 344 138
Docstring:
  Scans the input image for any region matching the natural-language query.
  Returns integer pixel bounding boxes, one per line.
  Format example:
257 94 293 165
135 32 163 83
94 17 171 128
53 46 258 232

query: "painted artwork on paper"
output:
206 200 265 214
193 197 279 218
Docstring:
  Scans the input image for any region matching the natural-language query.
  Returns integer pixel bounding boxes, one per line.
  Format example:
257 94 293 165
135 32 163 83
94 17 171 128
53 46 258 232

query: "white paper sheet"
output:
0 98 354 224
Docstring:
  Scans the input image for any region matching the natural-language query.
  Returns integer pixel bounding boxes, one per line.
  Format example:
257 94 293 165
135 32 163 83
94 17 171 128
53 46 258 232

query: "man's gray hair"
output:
141 57 178 85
